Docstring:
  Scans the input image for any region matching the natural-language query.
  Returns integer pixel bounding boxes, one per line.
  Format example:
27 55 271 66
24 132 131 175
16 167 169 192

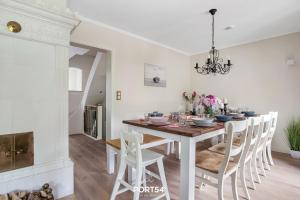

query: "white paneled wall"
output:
0 0 78 198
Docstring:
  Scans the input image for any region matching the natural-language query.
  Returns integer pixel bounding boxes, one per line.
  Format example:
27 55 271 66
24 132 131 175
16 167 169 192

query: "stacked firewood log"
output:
0 184 54 200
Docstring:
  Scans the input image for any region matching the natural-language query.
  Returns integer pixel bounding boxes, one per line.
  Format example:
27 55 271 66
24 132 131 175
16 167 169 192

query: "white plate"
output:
192 122 216 127
192 117 214 124
149 116 168 123
146 121 171 126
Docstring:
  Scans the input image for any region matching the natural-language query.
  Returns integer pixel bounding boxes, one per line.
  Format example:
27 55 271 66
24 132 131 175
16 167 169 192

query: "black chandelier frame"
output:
194 9 232 75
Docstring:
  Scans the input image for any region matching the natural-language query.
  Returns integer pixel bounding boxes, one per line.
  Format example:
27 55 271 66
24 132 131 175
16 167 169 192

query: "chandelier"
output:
194 9 232 75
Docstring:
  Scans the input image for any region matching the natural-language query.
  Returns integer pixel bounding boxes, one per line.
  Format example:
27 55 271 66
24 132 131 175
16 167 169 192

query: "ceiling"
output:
68 0 300 55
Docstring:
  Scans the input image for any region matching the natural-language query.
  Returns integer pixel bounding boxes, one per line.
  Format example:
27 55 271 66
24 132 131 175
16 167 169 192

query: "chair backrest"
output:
260 114 272 144
252 114 272 155
240 116 262 162
120 130 143 167
220 120 248 174
268 111 278 141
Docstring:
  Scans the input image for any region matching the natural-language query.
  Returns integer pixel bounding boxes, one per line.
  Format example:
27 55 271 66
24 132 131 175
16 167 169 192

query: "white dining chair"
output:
265 112 278 167
110 130 170 200
251 114 272 183
132 114 173 155
209 116 262 199
196 120 248 200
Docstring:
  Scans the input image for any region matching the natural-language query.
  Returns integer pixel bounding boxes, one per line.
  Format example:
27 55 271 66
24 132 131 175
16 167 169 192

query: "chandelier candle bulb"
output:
223 98 228 104
227 59 231 66
207 58 211 64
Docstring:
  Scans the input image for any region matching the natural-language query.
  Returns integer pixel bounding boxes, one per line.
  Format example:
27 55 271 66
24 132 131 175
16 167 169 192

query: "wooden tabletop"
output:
123 119 225 137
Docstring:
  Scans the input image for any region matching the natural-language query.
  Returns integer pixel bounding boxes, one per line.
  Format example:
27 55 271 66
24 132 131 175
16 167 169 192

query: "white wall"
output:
69 54 94 134
71 19 191 139
191 32 300 153
86 53 107 106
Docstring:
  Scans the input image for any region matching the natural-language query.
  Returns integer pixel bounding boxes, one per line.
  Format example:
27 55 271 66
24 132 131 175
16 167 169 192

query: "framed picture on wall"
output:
144 63 166 87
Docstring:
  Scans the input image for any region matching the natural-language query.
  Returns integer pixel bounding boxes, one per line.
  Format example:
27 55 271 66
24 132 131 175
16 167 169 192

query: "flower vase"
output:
204 106 214 118
186 102 193 114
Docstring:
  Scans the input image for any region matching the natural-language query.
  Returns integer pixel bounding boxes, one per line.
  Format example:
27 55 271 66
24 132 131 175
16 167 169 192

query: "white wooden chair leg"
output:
157 158 170 200
267 144 274 166
263 148 271 171
253 157 261 184
196 173 206 190
142 167 147 187
231 171 239 200
106 145 115 174
116 153 121 171
133 167 143 200
198 173 206 190
128 166 136 185
258 154 266 177
110 159 127 200
240 164 250 199
218 178 224 200
248 161 256 190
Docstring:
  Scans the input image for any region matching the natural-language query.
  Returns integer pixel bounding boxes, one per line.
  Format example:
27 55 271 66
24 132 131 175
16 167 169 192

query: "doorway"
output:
68 43 111 140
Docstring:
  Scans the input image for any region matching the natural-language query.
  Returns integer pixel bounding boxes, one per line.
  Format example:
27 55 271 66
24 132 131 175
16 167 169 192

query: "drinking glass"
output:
144 113 149 122
198 113 205 118
179 113 187 126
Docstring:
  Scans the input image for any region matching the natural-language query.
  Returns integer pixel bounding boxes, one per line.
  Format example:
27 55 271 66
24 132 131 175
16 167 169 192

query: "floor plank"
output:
69 134 300 200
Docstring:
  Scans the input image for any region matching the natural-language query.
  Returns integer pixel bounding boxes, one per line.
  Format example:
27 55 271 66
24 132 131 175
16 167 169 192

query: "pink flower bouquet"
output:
199 94 221 117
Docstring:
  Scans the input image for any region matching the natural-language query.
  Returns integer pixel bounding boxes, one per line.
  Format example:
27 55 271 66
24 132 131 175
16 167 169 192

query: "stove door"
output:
0 135 13 172
14 132 34 170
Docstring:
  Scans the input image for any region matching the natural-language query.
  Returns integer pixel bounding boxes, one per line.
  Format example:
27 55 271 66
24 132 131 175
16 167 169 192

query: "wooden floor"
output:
70 134 300 200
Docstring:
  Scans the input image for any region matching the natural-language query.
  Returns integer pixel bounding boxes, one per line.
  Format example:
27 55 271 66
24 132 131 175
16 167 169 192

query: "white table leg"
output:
106 144 115 174
171 141 175 154
175 141 181 159
180 137 196 200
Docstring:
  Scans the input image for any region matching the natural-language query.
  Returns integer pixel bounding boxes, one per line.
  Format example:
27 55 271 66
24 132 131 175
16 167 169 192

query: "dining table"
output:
122 119 225 200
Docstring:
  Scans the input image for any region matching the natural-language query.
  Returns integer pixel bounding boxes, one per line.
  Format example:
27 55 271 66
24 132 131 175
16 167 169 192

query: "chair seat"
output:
196 150 237 174
127 149 164 166
106 134 165 150
208 142 240 155
234 137 241 145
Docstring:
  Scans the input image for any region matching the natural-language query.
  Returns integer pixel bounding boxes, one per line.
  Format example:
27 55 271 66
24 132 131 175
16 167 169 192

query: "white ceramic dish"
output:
192 122 216 127
229 113 245 118
192 117 214 125
147 121 171 126
149 116 168 123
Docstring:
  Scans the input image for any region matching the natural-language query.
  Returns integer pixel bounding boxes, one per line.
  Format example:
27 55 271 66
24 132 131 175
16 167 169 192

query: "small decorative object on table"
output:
182 91 197 115
286 118 300 159
223 98 228 115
